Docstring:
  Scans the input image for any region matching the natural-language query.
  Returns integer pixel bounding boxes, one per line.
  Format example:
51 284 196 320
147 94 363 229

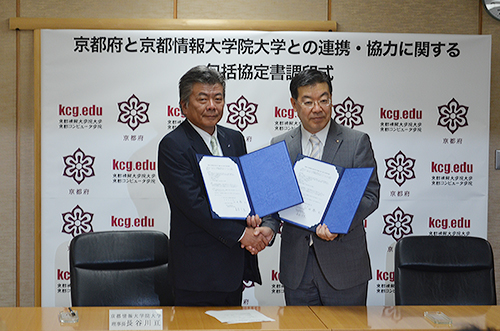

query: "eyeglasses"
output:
299 98 331 110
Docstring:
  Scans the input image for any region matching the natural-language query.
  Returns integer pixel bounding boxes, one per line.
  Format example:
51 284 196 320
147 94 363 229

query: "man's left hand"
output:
246 214 262 228
316 224 338 241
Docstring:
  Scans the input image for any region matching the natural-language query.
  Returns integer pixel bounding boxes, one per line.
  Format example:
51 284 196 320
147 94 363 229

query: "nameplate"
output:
109 309 163 330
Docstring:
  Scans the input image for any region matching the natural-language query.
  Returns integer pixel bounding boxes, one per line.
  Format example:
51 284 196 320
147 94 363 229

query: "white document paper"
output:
279 157 339 228
205 309 275 324
199 156 251 218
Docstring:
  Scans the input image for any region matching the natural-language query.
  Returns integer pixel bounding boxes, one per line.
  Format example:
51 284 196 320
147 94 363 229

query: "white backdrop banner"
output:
40 29 491 307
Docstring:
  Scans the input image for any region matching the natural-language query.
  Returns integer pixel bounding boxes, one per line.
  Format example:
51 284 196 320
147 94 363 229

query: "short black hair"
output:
178 65 226 109
289 69 332 100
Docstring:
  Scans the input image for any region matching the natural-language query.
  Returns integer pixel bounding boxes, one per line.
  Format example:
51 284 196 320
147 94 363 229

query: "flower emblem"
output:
332 97 364 128
384 151 416 187
61 205 94 237
117 94 150 131
62 148 95 185
226 96 258 131
437 98 468 134
382 207 413 241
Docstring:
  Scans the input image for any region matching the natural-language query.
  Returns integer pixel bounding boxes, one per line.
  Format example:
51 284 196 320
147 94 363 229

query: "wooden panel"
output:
331 0 479 34
9 17 337 31
20 0 173 19
0 306 327 331
177 0 328 21
481 3 500 310
18 30 36 308
312 305 500 330
0 0 18 308
0 306 499 330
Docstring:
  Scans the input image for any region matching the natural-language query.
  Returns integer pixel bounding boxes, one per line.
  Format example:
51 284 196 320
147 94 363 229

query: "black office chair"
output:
394 235 496 305
69 230 174 306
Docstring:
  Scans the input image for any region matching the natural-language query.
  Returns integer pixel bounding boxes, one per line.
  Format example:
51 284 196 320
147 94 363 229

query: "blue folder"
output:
322 165 373 234
282 155 373 234
197 140 303 219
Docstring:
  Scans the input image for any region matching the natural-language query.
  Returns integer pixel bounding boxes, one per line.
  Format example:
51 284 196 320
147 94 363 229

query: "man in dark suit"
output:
158 65 274 306
261 69 380 306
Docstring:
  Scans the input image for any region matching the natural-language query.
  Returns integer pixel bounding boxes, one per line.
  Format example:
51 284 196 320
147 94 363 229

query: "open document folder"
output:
197 140 303 219
278 155 373 234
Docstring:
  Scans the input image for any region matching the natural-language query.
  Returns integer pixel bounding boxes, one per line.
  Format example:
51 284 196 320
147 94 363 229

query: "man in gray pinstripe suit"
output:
261 69 380 306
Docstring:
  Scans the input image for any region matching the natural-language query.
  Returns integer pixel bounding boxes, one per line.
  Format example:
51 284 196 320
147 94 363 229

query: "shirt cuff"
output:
238 229 246 242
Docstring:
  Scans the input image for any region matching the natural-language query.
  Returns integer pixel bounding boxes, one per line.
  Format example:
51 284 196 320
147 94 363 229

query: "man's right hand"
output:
240 226 271 255
316 224 338 241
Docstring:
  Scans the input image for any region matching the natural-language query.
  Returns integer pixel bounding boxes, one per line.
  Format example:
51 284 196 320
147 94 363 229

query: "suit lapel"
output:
322 120 343 164
282 126 300 163
181 120 211 155
217 126 234 156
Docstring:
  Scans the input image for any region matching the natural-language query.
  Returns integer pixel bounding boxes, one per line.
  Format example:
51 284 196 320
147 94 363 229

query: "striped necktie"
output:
309 135 321 160
210 135 221 156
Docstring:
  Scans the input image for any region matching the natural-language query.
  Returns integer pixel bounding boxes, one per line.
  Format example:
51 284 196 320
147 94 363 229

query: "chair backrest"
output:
69 230 174 306
394 235 496 305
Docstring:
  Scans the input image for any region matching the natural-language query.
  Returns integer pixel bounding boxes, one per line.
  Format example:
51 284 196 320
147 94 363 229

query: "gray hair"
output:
178 65 226 109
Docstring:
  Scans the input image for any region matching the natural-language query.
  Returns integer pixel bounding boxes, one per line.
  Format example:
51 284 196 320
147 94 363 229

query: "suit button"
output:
305 236 309 241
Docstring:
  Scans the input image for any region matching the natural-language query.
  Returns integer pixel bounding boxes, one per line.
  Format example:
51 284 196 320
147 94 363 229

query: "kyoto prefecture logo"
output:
62 148 96 184
117 94 150 131
384 151 416 187
226 96 258 131
437 98 468 134
61 205 94 237
383 207 414 241
332 97 364 128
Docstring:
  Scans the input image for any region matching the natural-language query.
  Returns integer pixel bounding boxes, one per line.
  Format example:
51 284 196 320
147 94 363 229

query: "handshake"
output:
240 215 274 255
